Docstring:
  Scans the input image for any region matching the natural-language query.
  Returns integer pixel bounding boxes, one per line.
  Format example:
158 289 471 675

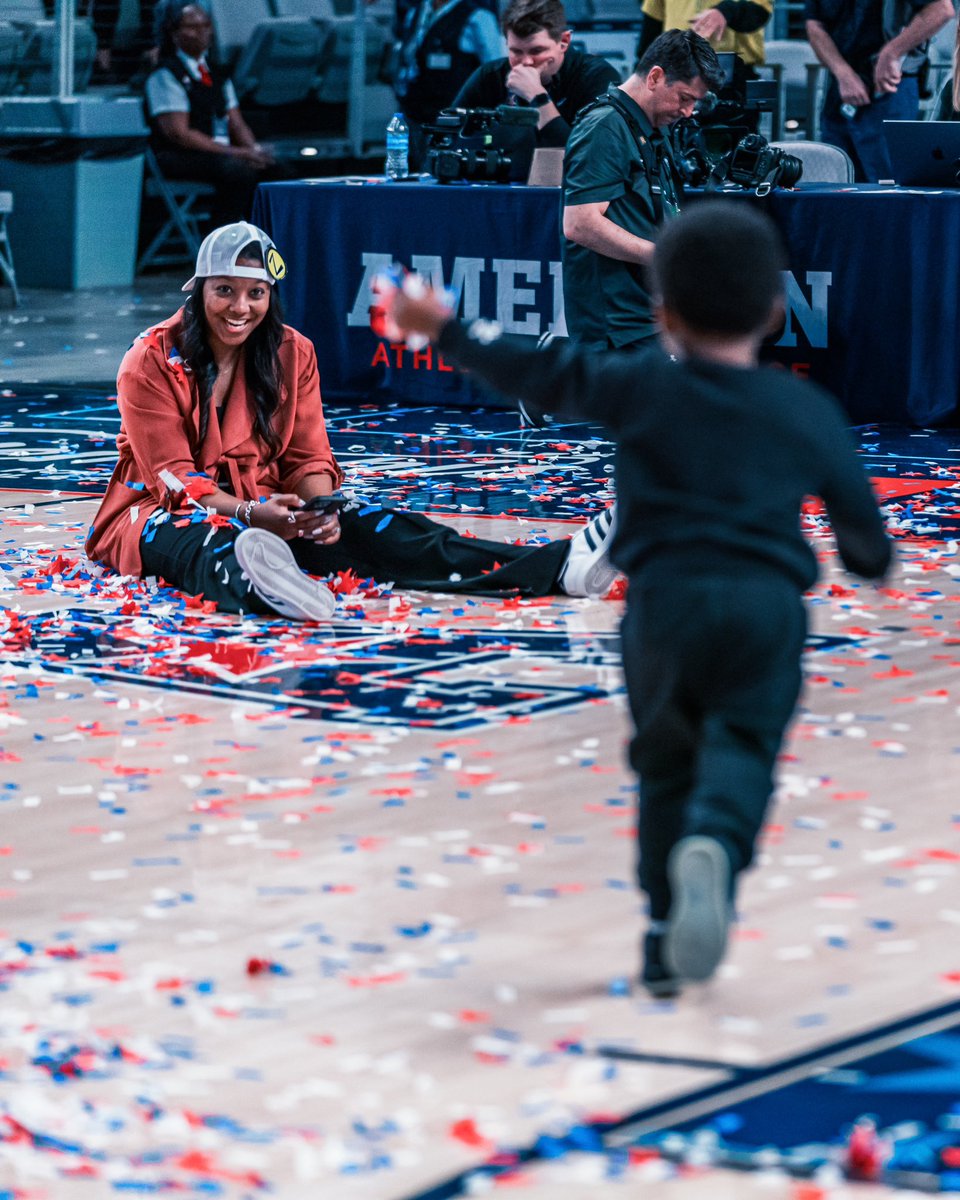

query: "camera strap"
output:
587 89 684 222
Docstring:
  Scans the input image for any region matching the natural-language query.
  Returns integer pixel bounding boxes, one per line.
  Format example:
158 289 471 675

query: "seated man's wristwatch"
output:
530 91 551 106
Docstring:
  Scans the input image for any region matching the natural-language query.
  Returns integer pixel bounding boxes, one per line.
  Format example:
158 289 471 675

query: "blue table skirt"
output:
253 178 960 425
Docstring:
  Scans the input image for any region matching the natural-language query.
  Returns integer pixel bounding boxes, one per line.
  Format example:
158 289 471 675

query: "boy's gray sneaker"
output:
663 836 732 983
234 527 336 622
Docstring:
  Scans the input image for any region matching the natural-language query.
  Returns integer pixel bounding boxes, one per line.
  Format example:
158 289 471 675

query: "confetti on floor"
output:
0 400 959 1199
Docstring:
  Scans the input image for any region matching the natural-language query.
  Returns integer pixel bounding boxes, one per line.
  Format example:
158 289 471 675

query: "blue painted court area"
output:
622 1009 960 1190
0 385 615 522
3 386 960 537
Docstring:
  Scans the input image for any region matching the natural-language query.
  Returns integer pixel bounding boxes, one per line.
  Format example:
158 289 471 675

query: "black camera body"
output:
674 122 803 191
672 51 801 191
725 133 803 190
424 105 539 184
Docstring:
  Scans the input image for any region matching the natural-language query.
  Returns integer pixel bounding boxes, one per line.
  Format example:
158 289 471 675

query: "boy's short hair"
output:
635 28 725 92
502 0 567 41
653 202 787 336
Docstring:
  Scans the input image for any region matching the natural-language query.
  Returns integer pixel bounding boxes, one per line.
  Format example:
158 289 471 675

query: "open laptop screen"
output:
883 119 960 187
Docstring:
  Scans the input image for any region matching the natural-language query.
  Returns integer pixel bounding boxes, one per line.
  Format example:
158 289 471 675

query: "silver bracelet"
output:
235 498 257 527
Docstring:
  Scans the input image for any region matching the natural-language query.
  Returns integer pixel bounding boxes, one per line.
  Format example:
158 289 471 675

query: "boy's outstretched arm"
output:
820 431 893 582
381 279 635 426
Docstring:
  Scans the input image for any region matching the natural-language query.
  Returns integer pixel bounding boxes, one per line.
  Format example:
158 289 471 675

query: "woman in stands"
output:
86 222 617 621
144 2 275 223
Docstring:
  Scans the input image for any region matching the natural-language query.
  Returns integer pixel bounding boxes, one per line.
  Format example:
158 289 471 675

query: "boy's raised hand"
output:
372 271 454 347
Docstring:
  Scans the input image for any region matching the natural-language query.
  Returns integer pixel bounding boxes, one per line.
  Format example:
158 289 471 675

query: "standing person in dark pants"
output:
453 0 620 149
806 0 952 182
85 222 619 620
381 201 892 996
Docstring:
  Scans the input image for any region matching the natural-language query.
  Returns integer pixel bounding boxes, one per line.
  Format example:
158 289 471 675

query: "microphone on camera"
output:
494 103 539 127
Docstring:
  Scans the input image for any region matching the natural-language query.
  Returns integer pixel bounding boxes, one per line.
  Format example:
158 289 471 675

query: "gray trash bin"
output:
0 96 147 288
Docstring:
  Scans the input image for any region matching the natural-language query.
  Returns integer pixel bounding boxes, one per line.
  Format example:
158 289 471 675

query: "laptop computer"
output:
526 147 564 187
883 119 960 187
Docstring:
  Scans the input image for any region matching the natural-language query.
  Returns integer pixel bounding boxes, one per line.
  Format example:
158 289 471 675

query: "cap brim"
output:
180 269 276 292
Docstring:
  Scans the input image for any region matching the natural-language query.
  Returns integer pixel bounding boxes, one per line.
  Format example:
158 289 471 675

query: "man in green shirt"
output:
562 29 724 349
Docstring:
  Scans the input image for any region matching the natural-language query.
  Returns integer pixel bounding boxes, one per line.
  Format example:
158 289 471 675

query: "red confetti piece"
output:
449 1118 492 1149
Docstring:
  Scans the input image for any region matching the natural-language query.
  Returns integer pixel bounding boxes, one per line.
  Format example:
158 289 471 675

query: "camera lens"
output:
776 153 803 188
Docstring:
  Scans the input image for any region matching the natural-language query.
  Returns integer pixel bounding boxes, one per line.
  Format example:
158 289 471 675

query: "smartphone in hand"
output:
302 492 350 514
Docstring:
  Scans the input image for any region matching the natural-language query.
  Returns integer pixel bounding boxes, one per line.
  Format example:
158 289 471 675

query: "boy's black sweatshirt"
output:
437 320 892 588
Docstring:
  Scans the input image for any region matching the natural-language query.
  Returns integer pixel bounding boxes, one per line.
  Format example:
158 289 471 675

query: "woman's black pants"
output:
139 504 569 614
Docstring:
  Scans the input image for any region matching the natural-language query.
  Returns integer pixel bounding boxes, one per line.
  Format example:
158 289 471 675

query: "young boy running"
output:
380 201 892 996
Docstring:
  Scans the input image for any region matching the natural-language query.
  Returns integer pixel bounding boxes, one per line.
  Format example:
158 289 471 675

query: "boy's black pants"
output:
621 564 807 921
140 503 568 612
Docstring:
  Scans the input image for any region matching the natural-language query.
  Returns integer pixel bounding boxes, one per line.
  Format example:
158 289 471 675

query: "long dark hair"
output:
180 245 286 462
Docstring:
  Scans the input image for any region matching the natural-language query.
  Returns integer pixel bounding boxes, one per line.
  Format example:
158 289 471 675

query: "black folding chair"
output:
137 146 215 272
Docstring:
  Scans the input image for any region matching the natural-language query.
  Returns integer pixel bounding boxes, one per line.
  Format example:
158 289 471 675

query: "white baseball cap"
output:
181 221 287 292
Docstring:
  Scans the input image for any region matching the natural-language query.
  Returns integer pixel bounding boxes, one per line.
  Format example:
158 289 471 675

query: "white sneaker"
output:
559 505 619 598
234 527 336 621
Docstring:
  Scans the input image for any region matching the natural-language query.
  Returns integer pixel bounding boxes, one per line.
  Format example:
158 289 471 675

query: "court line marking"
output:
599 995 960 1145
400 997 960 1199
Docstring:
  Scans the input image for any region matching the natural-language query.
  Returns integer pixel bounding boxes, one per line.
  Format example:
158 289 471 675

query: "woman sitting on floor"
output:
85 222 617 620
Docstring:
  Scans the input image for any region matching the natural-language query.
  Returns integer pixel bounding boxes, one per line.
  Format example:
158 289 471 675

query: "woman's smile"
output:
203 275 270 353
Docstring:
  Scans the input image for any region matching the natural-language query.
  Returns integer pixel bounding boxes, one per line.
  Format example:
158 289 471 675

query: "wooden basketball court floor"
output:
0 391 958 1199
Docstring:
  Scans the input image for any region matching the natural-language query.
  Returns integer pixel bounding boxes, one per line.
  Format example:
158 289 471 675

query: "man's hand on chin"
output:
506 63 544 102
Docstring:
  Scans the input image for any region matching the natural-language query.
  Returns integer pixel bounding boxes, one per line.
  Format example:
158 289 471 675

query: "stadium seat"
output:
277 0 392 22
570 30 635 81
206 0 273 61
137 146 214 273
312 16 391 103
231 17 329 107
564 0 595 21
924 17 957 116
762 39 825 138
0 191 19 306
272 0 396 146
13 18 97 95
588 0 645 21
769 139 854 182
0 23 24 97
3 0 44 21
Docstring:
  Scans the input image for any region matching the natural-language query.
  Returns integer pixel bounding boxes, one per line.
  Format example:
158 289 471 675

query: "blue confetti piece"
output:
375 513 394 533
396 922 432 938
